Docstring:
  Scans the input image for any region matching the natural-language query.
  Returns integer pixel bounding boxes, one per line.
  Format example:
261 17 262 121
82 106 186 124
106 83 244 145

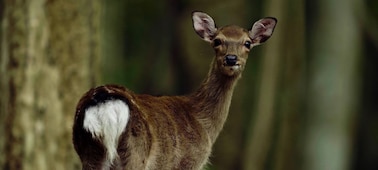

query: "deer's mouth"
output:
225 64 241 71
222 62 243 76
223 62 240 68
218 55 244 76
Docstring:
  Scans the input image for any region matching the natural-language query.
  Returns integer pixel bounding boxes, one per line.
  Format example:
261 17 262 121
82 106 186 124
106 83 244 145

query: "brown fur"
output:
73 12 276 170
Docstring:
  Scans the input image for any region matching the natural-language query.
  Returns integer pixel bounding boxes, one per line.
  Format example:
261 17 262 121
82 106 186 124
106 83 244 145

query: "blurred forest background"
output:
0 0 378 170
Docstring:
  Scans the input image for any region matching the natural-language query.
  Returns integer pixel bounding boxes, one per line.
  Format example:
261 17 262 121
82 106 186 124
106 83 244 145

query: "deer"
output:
72 11 277 170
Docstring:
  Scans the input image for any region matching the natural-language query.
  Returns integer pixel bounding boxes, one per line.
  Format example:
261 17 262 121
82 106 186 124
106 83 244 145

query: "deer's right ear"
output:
192 11 217 42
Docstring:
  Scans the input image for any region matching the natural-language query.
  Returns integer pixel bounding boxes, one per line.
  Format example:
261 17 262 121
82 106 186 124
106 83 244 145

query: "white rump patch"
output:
83 100 130 165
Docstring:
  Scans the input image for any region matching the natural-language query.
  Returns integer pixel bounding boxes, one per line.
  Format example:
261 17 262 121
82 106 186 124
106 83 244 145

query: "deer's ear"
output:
192 11 217 42
249 17 277 46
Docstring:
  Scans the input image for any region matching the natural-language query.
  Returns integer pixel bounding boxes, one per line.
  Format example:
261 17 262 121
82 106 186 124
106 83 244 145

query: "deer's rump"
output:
73 85 211 170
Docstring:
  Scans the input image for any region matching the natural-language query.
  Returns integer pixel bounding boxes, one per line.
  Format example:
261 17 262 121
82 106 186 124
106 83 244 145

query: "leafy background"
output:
1 0 378 169
102 0 378 169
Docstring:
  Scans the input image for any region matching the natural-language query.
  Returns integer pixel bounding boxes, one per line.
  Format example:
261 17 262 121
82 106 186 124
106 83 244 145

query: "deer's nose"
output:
225 55 238 66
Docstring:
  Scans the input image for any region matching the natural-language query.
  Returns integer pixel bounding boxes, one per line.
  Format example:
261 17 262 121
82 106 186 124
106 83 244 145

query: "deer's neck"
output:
190 61 241 143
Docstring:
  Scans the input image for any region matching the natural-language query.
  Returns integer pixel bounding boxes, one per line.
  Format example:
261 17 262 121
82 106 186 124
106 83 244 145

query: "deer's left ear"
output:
249 17 277 46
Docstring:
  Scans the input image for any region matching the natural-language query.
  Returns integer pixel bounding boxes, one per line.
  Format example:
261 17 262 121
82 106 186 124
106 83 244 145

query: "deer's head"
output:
192 11 277 77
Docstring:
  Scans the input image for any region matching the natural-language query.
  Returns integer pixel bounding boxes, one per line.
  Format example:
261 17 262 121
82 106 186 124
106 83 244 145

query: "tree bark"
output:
272 0 305 170
0 0 100 169
243 0 285 169
301 0 361 170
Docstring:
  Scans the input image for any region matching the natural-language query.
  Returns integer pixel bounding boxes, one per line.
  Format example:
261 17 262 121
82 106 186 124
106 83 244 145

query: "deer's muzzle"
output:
225 55 238 66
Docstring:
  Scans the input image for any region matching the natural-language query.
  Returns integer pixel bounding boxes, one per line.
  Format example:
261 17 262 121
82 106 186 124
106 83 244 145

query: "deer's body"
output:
73 11 277 170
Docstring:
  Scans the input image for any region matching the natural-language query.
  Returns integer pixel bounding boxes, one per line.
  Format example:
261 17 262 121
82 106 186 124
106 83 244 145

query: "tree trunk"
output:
272 0 305 169
243 0 285 169
0 0 100 169
301 0 361 170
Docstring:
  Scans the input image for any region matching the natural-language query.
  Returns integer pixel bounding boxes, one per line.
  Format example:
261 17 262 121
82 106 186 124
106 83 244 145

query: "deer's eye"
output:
213 39 222 47
244 41 252 49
